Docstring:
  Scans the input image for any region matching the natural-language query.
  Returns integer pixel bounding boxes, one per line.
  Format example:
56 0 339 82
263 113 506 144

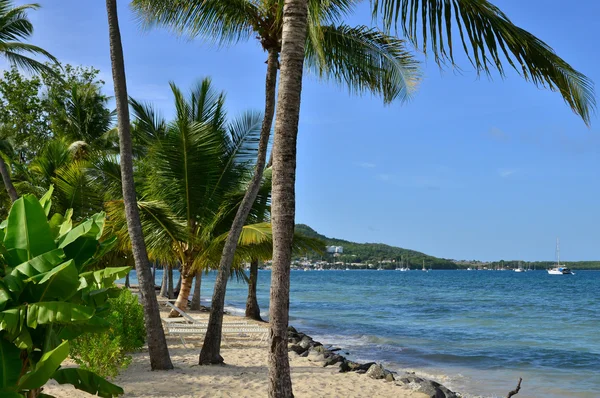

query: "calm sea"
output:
122 269 600 398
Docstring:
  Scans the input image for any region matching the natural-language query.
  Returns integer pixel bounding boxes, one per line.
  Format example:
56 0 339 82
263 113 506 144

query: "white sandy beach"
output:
44 300 430 398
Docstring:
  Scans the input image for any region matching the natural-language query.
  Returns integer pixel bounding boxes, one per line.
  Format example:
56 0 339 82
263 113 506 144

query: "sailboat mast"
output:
556 238 560 266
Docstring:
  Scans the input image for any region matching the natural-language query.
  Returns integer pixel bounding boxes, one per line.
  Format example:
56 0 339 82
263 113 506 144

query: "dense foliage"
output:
70 288 146 378
0 192 125 397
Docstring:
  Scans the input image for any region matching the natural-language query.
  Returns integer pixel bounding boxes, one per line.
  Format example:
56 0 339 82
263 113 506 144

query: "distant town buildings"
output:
326 246 343 254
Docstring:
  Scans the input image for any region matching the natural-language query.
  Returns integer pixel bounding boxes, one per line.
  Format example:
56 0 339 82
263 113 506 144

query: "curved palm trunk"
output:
105 0 173 371
245 259 263 321
199 49 279 365
169 263 193 317
190 271 202 310
268 0 309 396
0 156 18 202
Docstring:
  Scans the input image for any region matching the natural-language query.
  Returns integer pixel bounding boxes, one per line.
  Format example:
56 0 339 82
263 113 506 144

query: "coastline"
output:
44 291 459 398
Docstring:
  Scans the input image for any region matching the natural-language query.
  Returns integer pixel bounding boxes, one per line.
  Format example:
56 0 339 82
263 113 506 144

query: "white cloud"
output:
498 169 516 178
357 162 376 169
377 173 391 181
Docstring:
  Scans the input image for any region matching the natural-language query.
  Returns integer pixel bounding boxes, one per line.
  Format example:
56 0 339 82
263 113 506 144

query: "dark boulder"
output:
323 354 344 367
396 375 459 398
289 344 307 355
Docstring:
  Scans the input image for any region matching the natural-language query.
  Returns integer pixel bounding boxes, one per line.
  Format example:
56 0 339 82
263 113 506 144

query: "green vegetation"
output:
70 289 146 378
295 224 457 269
0 192 125 397
296 225 600 270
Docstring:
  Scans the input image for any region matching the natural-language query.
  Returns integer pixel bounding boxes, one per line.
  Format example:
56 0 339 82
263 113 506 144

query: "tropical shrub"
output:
0 190 126 397
70 288 145 377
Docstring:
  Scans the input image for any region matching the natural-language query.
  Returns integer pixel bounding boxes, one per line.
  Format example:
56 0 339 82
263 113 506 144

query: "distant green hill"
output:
294 224 458 269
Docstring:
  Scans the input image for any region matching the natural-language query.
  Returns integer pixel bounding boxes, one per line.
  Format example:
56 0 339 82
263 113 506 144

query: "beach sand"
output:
44 300 429 398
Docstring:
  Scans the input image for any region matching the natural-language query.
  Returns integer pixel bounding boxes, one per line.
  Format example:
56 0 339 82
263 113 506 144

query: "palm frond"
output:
52 159 103 220
87 153 123 201
105 199 187 265
145 80 233 225
306 24 421 104
371 0 596 124
225 110 263 165
130 0 260 46
30 139 72 185
1 50 55 75
130 97 167 144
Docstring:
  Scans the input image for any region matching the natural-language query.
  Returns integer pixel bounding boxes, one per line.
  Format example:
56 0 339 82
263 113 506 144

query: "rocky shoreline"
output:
287 326 461 398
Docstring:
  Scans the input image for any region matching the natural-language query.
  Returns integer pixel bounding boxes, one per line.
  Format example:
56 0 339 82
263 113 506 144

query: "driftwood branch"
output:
506 378 523 398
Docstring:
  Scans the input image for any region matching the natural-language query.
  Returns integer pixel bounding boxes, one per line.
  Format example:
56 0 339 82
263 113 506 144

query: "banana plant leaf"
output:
0 338 22 389
52 368 123 397
18 341 69 390
3 195 55 267
26 302 95 329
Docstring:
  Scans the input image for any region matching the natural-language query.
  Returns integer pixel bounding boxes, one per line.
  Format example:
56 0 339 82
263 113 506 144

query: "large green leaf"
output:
79 267 130 290
57 315 110 340
57 212 105 249
18 340 69 390
0 337 22 389
63 237 98 270
0 281 11 311
82 287 122 308
27 260 79 301
83 236 118 268
11 249 65 279
0 306 32 349
39 185 54 217
52 368 123 398
58 209 73 237
3 195 56 267
1 275 23 295
48 214 64 239
0 390 24 397
26 302 94 329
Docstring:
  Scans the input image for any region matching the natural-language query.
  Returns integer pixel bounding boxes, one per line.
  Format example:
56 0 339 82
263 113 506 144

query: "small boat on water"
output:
547 238 574 275
421 260 428 272
514 262 524 272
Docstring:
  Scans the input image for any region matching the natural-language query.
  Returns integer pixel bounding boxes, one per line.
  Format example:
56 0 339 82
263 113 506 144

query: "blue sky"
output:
7 0 599 261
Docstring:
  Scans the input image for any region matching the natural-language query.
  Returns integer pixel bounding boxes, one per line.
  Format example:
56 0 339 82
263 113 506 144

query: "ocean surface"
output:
122 269 600 398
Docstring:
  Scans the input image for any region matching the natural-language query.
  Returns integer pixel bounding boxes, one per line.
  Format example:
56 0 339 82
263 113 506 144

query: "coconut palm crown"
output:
0 0 58 74
131 0 422 104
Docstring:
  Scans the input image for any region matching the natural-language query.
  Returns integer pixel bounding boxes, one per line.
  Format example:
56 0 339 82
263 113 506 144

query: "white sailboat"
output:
547 238 574 275
514 261 524 272
422 259 428 272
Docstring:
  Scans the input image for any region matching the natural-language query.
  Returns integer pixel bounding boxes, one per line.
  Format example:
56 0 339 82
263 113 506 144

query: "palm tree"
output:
0 0 57 201
104 0 173 371
268 0 596 395
0 0 57 74
132 0 421 365
104 79 270 319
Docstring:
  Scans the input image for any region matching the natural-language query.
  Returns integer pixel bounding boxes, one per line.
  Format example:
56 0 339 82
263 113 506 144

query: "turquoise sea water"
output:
123 269 600 398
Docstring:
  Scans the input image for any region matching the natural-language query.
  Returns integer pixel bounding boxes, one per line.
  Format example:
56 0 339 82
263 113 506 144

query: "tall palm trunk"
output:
160 266 168 297
169 263 193 317
0 156 18 202
245 259 262 321
199 49 279 365
168 265 174 299
190 271 202 310
268 0 309 396
105 0 173 370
